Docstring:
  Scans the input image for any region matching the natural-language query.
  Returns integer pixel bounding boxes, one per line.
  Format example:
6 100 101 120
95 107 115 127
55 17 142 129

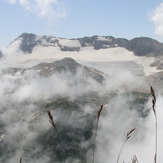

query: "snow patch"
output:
97 36 112 42
1 46 161 76
57 38 81 48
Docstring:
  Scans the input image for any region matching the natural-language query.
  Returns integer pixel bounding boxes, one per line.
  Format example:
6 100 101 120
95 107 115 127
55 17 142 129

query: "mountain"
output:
7 33 163 56
29 57 105 83
1 33 163 76
0 33 162 92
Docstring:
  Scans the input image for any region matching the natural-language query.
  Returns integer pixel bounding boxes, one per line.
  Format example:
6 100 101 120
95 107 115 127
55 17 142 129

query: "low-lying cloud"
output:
0 53 162 162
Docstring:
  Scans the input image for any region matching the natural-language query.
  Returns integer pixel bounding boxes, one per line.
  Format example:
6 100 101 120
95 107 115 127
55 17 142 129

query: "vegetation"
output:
116 128 136 163
18 86 157 163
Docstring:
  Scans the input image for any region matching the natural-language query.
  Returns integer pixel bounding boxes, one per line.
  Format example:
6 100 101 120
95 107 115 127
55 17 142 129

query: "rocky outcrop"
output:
126 37 163 56
19 33 40 53
30 57 105 83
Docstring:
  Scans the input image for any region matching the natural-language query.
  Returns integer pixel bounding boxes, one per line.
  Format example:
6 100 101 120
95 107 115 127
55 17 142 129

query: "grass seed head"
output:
97 104 104 119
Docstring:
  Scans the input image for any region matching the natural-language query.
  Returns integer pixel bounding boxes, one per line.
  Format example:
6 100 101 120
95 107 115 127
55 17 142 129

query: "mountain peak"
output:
30 57 105 83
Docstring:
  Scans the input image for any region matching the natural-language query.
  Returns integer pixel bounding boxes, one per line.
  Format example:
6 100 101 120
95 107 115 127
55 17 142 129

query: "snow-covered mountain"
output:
4 33 163 56
1 33 163 90
0 33 162 70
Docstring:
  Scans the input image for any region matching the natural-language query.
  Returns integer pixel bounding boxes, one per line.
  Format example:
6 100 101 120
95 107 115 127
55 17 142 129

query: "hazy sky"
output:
0 0 163 46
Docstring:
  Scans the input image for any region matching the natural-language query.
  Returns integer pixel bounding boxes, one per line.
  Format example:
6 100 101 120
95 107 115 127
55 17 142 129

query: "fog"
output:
0 55 162 163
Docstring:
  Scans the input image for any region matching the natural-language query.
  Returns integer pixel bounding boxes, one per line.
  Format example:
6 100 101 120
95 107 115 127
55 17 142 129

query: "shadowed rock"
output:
31 57 105 83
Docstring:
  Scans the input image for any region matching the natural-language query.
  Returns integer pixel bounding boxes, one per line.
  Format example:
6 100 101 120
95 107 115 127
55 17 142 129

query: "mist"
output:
0 54 162 163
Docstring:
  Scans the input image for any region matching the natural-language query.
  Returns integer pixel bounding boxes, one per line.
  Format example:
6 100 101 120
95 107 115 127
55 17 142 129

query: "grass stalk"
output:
46 110 64 154
19 157 22 163
117 128 136 163
92 104 104 163
150 86 157 163
131 155 139 163
47 110 58 135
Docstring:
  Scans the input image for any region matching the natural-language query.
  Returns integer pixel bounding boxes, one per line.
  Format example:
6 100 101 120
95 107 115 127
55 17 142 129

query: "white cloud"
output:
150 3 163 37
6 0 16 4
5 0 66 20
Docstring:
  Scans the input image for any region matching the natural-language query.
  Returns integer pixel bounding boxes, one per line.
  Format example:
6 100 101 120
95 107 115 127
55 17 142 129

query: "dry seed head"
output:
47 110 54 122
126 128 136 141
97 104 104 119
150 86 156 116
131 155 139 163
47 110 56 129
150 86 156 101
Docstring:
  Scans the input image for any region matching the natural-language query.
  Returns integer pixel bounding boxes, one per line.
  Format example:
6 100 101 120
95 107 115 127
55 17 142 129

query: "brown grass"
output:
131 155 139 163
116 128 136 163
150 85 157 163
19 157 22 163
46 109 65 156
92 104 104 163
46 110 58 134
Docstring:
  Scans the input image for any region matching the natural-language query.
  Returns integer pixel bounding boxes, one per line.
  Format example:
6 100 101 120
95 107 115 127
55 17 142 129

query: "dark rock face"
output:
10 33 163 56
126 37 163 56
80 36 163 56
79 35 98 47
31 57 105 83
32 57 80 74
19 33 40 53
79 36 121 49
60 46 80 52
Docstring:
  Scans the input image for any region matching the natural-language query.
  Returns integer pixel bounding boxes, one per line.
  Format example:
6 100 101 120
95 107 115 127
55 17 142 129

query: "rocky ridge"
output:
8 33 163 57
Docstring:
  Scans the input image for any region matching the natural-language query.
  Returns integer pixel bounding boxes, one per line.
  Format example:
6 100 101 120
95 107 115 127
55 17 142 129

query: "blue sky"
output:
0 0 163 47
